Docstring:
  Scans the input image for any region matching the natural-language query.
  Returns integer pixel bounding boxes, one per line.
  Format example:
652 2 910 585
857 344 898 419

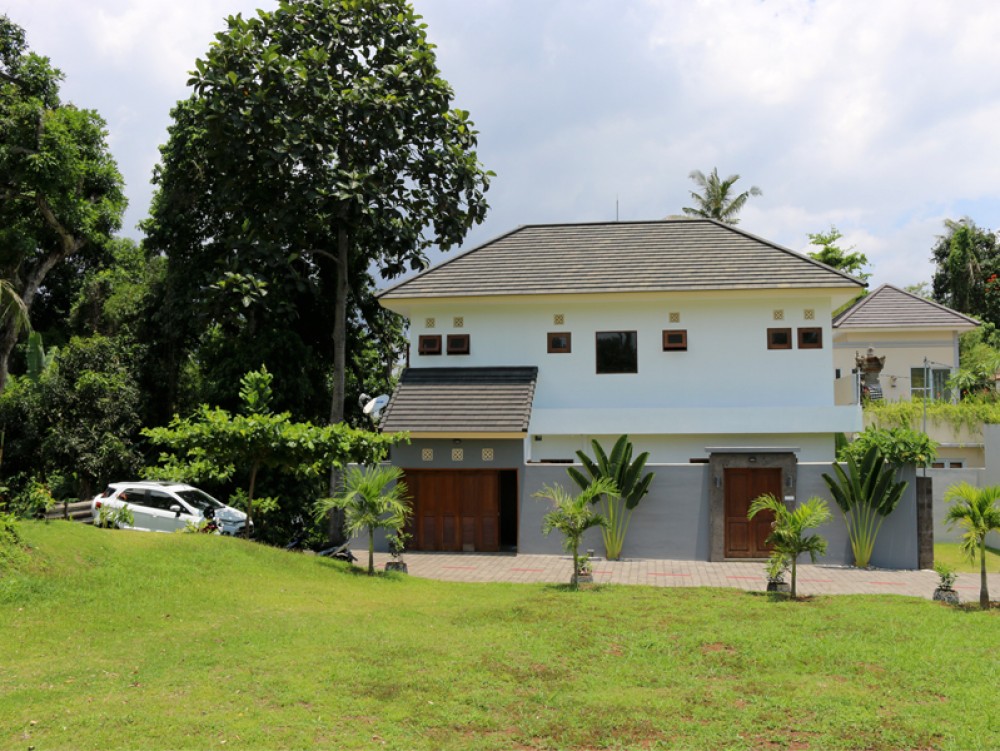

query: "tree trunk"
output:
981 539 990 610
326 221 350 545
0 317 19 395
368 525 375 575
790 557 798 599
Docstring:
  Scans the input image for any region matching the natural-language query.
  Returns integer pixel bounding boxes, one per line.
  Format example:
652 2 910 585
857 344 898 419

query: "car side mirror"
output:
170 504 182 517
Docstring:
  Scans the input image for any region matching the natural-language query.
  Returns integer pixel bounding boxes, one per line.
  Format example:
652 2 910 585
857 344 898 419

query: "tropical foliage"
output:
807 226 871 281
748 494 831 599
822 445 907 568
864 396 1000 437
537 477 618 586
313 464 411 575
681 167 761 224
930 217 1000 327
943 482 1000 608
567 435 654 560
838 426 937 468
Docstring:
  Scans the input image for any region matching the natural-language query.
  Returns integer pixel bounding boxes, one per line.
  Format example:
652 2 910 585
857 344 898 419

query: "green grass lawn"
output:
935 541 1000 573
3 522 998 751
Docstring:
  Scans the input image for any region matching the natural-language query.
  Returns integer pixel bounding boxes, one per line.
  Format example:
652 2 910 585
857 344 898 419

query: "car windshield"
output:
176 489 225 511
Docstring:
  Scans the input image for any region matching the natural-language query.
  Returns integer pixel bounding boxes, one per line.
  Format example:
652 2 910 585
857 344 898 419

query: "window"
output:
662 330 688 351
547 332 571 353
911 367 952 401
418 335 442 355
596 331 638 373
446 334 470 355
767 328 792 350
797 327 823 349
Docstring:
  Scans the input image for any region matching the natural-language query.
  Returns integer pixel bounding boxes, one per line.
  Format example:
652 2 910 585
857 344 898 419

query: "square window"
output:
452 448 464 462
424 317 436 329
446 334 470 355
547 332 572 353
767 328 792 350
553 313 565 325
669 312 681 323
773 310 784 321
453 316 464 328
418 334 442 355
662 329 688 351
804 309 815 320
798 327 823 349
421 448 434 462
482 448 494 461
596 331 638 373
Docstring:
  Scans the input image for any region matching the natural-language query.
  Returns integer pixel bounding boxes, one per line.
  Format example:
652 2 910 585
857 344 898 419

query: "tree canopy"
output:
681 168 761 225
807 226 871 281
0 15 126 393
930 218 1000 326
143 0 492 427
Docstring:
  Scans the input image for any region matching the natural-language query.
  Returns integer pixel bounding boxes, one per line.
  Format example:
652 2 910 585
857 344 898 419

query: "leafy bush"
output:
839 426 937 467
96 502 134 529
11 479 56 519
0 512 26 571
933 561 957 590
865 397 1000 437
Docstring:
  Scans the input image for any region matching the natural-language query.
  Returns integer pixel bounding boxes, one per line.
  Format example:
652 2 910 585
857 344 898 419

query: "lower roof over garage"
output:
380 367 538 435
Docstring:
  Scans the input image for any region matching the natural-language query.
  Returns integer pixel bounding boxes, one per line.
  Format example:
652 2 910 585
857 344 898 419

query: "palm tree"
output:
748 494 831 599
536 477 618 586
681 167 761 225
943 482 1000 609
314 464 411 575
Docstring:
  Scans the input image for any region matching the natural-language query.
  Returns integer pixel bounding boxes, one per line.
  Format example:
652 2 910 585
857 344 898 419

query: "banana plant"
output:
822 445 907 568
567 435 654 560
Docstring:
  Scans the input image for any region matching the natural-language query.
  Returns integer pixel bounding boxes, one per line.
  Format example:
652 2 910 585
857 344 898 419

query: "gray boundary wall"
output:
926 467 1000 548
521 462 921 569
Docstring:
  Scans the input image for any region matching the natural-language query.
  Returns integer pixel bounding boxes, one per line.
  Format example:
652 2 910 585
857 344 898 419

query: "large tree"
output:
807 226 871 281
681 168 761 225
0 15 126 394
930 218 1000 326
143 0 491 432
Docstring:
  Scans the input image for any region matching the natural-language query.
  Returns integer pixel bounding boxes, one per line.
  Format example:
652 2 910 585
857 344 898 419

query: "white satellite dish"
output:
363 394 390 422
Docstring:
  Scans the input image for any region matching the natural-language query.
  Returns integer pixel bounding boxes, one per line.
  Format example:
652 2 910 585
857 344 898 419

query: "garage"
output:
403 469 518 552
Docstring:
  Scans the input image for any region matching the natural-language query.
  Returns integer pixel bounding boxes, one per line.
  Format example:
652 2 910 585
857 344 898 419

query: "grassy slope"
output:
2 522 998 751
935 542 1000 573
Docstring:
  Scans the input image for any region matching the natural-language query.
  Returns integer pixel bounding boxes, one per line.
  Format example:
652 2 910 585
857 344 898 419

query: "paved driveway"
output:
369 551 999 602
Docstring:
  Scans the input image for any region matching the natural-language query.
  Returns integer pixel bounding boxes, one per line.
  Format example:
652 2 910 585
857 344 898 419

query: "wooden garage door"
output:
724 467 782 558
404 470 499 552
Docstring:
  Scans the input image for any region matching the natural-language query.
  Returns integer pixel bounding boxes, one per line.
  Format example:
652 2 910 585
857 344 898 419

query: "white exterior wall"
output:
833 329 959 403
390 290 860 462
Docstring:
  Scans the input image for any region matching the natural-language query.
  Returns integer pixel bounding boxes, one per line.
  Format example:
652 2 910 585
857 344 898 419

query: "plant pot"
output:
573 573 594 585
766 580 790 593
384 560 408 574
933 586 959 605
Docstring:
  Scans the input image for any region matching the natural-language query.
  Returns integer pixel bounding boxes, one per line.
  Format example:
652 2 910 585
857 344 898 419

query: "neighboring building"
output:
375 219 881 559
832 284 981 467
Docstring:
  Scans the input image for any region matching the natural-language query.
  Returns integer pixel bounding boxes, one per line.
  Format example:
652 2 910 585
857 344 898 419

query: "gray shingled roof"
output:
380 367 537 434
379 219 864 300
833 284 980 330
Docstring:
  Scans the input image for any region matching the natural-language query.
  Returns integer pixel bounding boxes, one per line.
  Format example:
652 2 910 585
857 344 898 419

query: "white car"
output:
92 482 250 536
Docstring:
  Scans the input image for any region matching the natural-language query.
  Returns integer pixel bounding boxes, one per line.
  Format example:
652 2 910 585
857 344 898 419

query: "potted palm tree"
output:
943 482 1000 609
536 477 618 587
748 494 831 599
385 529 411 574
765 554 791 594
314 464 411 576
932 561 959 605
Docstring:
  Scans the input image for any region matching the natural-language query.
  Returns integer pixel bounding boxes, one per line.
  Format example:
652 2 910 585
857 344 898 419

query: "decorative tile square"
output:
804 309 815 320
453 316 464 328
482 448 494 461
669 312 681 323
424 317 436 329
553 314 565 325
421 448 433 462
773 309 784 321
451 448 464 462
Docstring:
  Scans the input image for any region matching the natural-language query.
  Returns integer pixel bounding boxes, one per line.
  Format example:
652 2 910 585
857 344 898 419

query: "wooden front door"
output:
724 467 782 558
404 470 500 552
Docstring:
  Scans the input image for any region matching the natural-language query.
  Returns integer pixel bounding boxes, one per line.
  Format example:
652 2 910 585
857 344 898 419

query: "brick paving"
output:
368 551 1000 602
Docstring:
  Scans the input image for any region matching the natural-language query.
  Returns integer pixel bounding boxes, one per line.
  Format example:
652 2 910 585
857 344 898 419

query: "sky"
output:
7 0 1000 290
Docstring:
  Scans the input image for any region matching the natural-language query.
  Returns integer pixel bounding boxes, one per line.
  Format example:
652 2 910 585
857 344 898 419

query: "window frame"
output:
418 334 442 355
797 327 823 349
446 333 470 355
767 327 792 350
547 332 572 353
595 330 638 374
662 329 688 351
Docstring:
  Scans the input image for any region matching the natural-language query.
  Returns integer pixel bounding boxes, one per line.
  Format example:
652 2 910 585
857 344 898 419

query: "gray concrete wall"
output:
925 467 1000 548
519 463 711 560
798 463 919 570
